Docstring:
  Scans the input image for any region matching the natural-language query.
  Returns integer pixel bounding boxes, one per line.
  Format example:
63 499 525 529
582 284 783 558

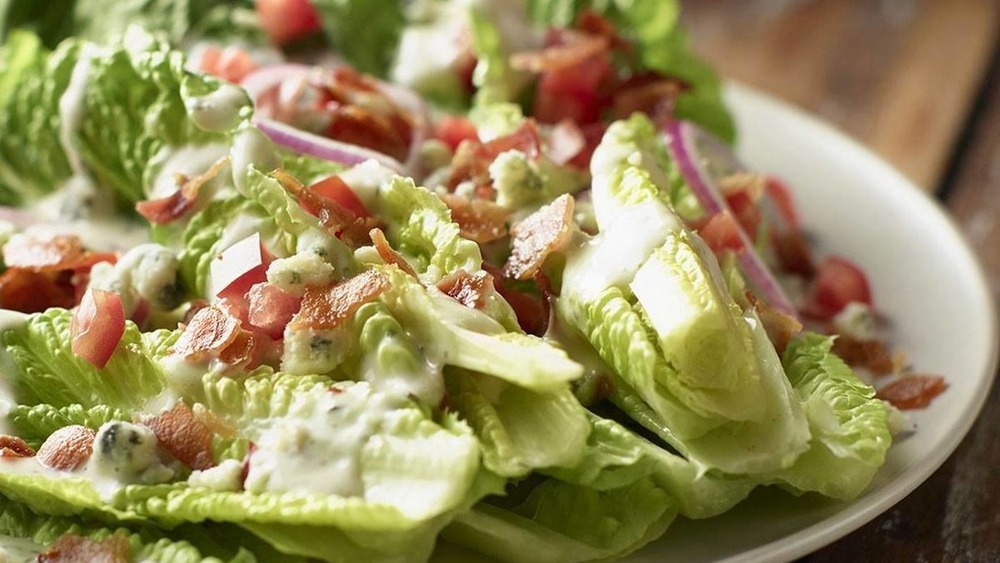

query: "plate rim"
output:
717 82 1000 563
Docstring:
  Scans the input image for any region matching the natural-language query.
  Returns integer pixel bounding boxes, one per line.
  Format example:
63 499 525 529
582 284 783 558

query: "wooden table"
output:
680 0 1000 559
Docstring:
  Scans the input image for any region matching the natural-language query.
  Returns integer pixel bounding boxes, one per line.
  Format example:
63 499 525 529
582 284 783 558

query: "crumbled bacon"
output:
369 228 417 277
0 435 35 458
273 169 377 247
38 533 131 563
747 292 802 354
136 157 230 225
877 374 948 410
172 305 254 366
504 194 576 280
483 263 549 336
511 32 609 73
290 269 390 330
773 229 816 277
832 335 898 376
437 270 495 310
439 194 510 244
611 75 685 123
0 268 75 313
36 426 95 471
2 234 115 273
140 402 215 471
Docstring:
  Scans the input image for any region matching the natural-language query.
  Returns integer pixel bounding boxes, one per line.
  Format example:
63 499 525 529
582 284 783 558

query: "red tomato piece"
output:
725 190 763 240
309 176 371 218
71 288 125 369
246 282 303 339
698 211 745 254
0 269 75 313
256 0 320 45
804 256 874 320
211 233 272 299
765 176 801 230
435 116 480 153
199 46 258 84
533 52 614 125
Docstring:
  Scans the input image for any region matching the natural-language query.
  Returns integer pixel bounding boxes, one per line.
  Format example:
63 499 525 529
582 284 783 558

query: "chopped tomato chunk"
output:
0 269 75 313
310 175 371 218
698 211 745 254
765 176 801 229
256 0 320 45
877 375 948 410
71 288 125 369
200 46 258 83
435 116 480 153
211 232 272 299
804 256 873 320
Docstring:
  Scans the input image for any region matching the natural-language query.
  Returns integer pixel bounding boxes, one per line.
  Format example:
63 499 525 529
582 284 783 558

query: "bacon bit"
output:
446 120 543 193
575 10 630 50
2 234 115 273
36 426 95 471
38 533 131 563
483 262 549 336
0 435 35 458
136 157 230 225
877 374 948 410
273 169 377 247
773 229 816 277
290 269 390 330
747 292 802 354
437 270 495 310
183 299 210 324
218 329 256 367
172 306 247 363
369 228 417 277
511 33 609 73
140 402 215 471
504 194 576 280
439 194 510 244
0 268 75 313
611 77 685 123
832 335 896 376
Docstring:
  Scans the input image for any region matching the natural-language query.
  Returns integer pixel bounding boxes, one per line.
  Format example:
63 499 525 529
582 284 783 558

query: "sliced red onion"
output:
256 117 405 173
664 120 799 318
242 63 429 177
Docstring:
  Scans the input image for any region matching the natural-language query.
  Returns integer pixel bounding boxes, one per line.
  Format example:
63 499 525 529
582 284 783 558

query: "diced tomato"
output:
877 374 947 410
765 176 801 229
0 269 75 313
569 122 606 169
246 282 302 339
256 0 320 45
211 233 272 299
71 288 125 369
804 256 874 320
725 190 763 240
435 116 480 153
698 211 745 254
309 176 370 218
199 46 258 84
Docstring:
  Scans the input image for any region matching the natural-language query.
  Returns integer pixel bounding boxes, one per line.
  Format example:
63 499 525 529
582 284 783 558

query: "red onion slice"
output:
256 117 405 172
664 120 799 318
240 64 314 104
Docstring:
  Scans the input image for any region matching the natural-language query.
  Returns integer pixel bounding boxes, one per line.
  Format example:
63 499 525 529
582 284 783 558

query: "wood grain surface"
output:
680 1 1000 560
681 0 1000 190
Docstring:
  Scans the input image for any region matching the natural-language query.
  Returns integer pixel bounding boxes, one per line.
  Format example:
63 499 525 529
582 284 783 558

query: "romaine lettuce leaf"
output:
3 308 165 410
445 368 590 478
311 0 405 77
767 333 892 499
8 403 128 447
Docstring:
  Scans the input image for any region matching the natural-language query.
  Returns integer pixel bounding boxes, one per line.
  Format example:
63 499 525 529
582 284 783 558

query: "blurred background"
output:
679 0 998 194
679 2 1000 561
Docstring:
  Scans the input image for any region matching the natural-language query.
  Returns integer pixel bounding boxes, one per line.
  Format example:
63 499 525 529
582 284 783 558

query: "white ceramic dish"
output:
623 83 999 562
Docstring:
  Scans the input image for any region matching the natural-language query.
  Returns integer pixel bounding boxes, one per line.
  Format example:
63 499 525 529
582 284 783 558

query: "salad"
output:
0 1 947 561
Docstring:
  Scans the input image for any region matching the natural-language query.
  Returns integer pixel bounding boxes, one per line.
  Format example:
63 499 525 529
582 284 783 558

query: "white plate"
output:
625 84 999 562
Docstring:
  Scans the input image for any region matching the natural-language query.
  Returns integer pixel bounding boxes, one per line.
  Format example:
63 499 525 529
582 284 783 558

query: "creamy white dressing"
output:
148 143 230 199
244 382 402 498
563 200 681 302
0 311 28 436
187 458 243 492
28 178 149 253
230 127 281 195
185 84 248 133
361 351 444 407
58 45 104 175
86 421 174 500
0 536 42 561
342 160 399 212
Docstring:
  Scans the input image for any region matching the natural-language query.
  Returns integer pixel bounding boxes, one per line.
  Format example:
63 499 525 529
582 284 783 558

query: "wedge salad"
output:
0 1 946 561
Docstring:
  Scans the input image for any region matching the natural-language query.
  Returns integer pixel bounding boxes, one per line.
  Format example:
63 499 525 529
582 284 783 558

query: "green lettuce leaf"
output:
767 333 892 500
0 1 75 47
378 266 583 392
177 196 255 297
8 403 128 447
312 0 405 77
371 176 481 283
445 368 590 478
71 0 237 46
3 308 166 410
